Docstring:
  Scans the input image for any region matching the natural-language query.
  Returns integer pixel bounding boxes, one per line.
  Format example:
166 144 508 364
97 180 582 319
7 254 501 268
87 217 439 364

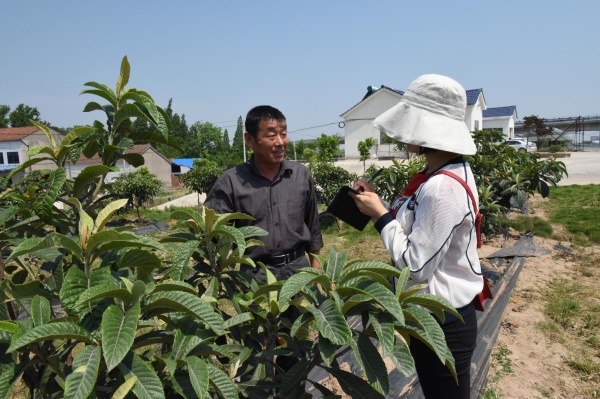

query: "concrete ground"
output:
153 148 600 209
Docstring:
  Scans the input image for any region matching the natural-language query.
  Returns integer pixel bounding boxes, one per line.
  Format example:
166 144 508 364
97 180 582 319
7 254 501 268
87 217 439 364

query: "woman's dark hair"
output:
245 105 286 139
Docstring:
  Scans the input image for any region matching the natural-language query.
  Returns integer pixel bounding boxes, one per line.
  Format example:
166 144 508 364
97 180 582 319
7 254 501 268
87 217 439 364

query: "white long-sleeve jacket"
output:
374 159 484 308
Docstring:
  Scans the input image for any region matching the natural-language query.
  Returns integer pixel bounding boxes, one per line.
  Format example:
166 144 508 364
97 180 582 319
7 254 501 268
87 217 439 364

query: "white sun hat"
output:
372 74 477 155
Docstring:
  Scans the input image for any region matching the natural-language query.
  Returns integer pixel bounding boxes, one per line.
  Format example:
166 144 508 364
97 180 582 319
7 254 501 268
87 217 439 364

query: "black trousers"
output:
409 310 478 399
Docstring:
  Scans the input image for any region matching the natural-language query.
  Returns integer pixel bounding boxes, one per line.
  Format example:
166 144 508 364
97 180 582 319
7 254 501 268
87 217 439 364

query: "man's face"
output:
246 118 288 166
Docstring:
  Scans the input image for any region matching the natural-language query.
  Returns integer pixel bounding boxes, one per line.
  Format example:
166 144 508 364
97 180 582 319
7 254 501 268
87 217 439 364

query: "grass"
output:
502 215 554 238
543 185 600 246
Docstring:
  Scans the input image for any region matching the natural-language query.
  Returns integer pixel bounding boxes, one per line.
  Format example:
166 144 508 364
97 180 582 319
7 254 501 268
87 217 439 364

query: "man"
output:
204 105 323 281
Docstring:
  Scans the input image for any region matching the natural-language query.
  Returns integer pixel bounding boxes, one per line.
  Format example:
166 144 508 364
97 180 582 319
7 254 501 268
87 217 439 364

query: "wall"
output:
483 117 514 140
343 90 402 158
131 149 172 187
465 97 484 132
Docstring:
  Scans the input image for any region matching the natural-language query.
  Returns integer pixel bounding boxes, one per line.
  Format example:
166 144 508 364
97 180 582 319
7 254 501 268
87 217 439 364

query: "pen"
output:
366 168 384 184
358 168 384 192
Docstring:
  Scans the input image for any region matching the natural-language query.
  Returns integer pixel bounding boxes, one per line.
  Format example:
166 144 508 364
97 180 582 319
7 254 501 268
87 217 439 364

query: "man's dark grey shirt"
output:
204 158 323 260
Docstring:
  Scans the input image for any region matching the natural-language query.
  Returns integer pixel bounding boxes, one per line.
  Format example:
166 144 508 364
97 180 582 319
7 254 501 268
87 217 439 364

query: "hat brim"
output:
372 101 477 155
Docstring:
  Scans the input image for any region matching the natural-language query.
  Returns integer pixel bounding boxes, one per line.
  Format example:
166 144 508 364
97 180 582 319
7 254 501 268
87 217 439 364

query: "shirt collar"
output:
247 156 293 179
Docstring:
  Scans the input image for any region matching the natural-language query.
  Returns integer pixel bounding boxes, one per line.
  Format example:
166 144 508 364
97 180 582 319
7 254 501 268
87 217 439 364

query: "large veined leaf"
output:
64 345 101 399
355 281 404 324
121 153 145 167
306 299 351 345
171 329 205 361
82 101 105 113
85 230 166 260
390 337 415 377
278 272 320 310
31 295 51 327
0 364 26 399
185 357 209 399
93 198 129 234
75 284 132 308
27 146 55 158
66 198 95 250
349 333 389 394
7 233 82 262
368 312 395 359
60 266 117 316
120 90 161 124
102 303 140 372
281 358 310 394
31 120 57 150
338 262 401 285
72 165 115 197
395 267 411 297
152 281 197 295
0 321 20 334
222 312 253 330
116 55 130 97
403 306 449 364
209 225 246 257
318 336 336 367
235 225 268 239
207 363 238 399
318 365 385 399
81 83 117 108
59 126 96 149
402 293 461 322
170 241 199 281
7 322 93 353
117 249 162 282
112 104 149 133
5 157 53 180
118 353 165 399
0 205 18 225
214 212 256 227
325 248 347 284
111 376 137 399
145 291 224 335
32 167 67 222
0 280 41 304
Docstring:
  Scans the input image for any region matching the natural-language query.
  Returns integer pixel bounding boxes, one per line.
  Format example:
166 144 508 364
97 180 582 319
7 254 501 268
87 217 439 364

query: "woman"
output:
349 74 484 399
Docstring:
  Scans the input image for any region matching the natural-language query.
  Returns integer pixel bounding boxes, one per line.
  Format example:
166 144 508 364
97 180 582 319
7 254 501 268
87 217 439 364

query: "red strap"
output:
434 170 482 248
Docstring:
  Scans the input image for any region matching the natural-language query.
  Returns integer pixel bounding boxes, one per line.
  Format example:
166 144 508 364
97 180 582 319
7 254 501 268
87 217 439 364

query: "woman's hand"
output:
348 190 388 220
353 178 375 193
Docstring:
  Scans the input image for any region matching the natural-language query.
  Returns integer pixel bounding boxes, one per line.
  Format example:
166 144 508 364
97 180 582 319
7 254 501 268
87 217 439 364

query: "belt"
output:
257 248 306 266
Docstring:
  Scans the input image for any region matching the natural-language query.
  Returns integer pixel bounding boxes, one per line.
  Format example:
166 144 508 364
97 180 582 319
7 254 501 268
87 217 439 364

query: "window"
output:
7 152 19 164
0 153 4 164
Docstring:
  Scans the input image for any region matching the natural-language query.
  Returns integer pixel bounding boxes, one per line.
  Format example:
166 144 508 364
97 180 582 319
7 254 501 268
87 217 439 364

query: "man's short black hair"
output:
245 105 286 139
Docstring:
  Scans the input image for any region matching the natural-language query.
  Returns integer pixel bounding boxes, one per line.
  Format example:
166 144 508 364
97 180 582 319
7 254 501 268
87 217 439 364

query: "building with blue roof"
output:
340 83 488 158
482 106 518 140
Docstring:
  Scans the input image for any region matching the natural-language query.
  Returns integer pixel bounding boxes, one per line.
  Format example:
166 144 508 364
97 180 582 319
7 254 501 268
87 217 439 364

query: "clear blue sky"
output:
2 1 599 142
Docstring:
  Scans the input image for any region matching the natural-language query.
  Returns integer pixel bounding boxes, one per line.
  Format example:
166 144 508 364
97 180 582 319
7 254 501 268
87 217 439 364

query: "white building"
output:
340 85 487 159
482 106 518 140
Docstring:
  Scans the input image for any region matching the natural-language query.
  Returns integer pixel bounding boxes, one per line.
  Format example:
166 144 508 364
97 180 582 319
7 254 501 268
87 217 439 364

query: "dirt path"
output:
483 197 599 398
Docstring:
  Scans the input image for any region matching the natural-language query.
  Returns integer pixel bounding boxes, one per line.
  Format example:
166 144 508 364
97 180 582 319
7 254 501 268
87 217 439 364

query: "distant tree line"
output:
1 101 343 167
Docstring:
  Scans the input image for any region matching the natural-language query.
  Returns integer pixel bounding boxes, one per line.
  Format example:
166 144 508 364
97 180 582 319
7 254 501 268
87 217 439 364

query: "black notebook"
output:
327 186 371 231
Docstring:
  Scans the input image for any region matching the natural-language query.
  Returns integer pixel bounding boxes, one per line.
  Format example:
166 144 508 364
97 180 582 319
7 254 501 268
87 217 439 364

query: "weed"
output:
481 388 502 399
545 185 600 246
493 344 513 374
503 215 553 238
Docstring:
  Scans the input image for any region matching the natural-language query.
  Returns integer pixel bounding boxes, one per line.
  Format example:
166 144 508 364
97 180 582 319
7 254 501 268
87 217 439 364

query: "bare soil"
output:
484 197 600 399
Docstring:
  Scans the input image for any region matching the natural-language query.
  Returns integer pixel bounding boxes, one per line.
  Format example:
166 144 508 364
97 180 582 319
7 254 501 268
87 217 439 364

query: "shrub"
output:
111 167 163 219
310 161 358 204
179 159 225 196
